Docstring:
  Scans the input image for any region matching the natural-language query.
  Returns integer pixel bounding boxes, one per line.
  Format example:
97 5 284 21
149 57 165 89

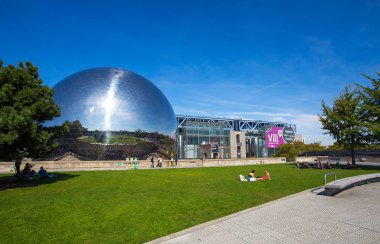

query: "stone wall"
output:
0 157 286 173
296 156 380 164
230 131 247 159
295 156 328 163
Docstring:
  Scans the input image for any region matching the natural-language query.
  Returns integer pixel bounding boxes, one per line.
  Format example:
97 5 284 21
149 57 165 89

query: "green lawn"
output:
79 135 140 144
108 135 139 144
0 164 379 243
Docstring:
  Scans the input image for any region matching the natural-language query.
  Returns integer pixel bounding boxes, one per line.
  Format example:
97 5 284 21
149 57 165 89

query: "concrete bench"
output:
324 173 380 196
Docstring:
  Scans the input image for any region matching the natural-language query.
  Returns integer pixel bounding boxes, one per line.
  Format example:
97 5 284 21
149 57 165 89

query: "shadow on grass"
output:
0 173 80 191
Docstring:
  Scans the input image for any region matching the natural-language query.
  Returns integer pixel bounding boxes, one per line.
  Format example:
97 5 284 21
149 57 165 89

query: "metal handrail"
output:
324 172 336 185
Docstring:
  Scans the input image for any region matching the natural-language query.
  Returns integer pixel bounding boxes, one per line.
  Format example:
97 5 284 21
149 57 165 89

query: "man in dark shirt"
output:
15 159 22 177
38 167 48 178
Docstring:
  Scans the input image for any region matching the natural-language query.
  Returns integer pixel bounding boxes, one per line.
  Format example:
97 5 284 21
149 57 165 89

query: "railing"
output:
324 172 336 185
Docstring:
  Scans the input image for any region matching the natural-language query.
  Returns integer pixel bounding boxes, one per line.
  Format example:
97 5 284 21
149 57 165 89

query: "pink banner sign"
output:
265 127 285 148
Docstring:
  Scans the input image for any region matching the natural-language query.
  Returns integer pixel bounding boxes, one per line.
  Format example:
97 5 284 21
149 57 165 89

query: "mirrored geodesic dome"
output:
45 67 177 160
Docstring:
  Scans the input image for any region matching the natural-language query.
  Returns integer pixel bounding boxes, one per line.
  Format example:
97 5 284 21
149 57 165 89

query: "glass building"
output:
177 116 233 159
176 115 296 159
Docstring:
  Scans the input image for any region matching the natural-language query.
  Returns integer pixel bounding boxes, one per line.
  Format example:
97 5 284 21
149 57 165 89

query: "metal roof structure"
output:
176 115 296 133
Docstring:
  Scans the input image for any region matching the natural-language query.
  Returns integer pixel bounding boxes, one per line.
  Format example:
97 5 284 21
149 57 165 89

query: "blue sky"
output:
1 0 379 145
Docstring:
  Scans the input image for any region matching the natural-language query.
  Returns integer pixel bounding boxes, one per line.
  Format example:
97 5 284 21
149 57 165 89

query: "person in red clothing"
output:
260 170 271 181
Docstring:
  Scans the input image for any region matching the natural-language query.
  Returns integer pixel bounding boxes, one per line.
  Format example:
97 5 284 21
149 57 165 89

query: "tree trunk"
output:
351 149 356 165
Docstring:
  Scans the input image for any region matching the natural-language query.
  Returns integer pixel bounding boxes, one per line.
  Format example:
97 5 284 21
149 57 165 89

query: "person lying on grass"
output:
239 174 248 181
239 170 259 182
248 170 259 181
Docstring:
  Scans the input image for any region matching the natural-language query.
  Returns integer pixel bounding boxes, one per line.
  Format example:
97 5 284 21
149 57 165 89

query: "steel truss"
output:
176 115 234 130
238 120 297 133
176 115 296 132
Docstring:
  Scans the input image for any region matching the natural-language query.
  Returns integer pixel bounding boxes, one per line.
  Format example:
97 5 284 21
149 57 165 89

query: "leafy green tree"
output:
327 141 380 150
319 86 365 165
356 72 380 145
97 132 107 143
0 60 63 160
64 120 87 138
274 142 302 162
274 141 325 162
327 141 344 150
305 142 326 152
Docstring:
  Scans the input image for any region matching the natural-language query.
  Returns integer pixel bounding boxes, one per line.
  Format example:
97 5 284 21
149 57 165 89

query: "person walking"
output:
150 157 155 168
157 157 162 168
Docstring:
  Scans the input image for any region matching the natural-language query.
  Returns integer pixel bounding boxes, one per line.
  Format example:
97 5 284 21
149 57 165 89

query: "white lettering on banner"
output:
268 134 278 143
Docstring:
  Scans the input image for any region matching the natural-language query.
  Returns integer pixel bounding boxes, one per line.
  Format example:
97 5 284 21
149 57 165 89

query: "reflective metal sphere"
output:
46 67 177 136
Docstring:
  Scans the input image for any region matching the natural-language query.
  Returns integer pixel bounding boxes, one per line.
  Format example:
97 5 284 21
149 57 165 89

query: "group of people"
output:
239 169 271 182
150 157 163 168
296 161 311 168
314 160 332 169
345 161 354 169
150 157 178 168
296 161 332 169
15 160 52 180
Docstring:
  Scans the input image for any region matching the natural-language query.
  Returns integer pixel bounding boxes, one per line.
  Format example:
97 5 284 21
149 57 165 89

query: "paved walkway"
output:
151 183 380 243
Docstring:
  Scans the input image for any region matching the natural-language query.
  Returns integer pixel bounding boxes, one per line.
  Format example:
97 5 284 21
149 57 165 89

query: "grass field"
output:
79 135 140 144
1 164 379 243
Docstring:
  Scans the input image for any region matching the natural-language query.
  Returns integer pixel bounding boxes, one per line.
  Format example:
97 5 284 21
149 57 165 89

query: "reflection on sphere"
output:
46 68 177 160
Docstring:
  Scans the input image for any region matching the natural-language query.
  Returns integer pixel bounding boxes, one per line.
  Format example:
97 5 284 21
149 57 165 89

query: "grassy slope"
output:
108 135 138 144
0 164 379 243
79 135 139 144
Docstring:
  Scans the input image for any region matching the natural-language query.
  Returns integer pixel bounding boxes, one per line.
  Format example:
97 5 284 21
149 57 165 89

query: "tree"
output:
327 141 344 150
64 120 87 138
274 141 325 162
0 60 63 160
356 72 380 145
319 86 365 165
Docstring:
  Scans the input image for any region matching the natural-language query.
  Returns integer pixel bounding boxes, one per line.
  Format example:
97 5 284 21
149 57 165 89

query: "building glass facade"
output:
177 116 233 159
177 115 296 159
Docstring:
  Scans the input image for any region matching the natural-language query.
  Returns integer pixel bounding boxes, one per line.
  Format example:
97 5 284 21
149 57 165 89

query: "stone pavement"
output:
150 183 380 243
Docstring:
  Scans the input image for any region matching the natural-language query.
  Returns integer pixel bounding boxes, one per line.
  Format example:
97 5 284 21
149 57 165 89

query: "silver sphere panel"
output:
47 67 177 136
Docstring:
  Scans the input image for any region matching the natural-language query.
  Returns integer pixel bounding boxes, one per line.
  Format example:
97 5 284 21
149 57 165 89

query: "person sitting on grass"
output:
38 167 48 178
301 162 311 168
259 170 271 181
345 161 353 169
296 161 301 168
21 163 35 180
37 167 55 178
314 160 320 169
324 162 332 169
